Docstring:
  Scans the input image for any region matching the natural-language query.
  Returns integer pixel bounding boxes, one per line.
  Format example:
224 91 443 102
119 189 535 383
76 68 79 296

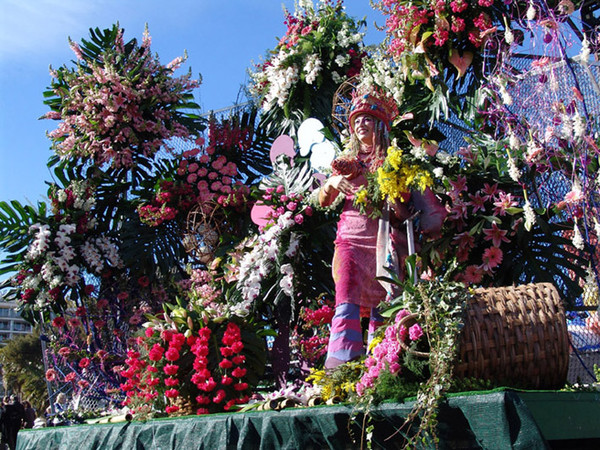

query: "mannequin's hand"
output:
324 175 356 196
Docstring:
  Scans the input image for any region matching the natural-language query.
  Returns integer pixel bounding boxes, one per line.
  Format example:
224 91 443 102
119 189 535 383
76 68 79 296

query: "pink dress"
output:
332 195 386 308
331 153 387 309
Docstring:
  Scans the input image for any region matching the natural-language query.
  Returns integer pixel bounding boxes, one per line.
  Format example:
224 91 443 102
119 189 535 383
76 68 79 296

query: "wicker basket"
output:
454 282 569 389
397 282 569 389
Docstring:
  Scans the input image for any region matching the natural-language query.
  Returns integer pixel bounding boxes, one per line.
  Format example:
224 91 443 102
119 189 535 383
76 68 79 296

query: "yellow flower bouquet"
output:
354 146 434 217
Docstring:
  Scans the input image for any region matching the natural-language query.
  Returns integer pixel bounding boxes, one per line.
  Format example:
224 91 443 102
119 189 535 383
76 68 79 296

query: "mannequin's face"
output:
353 114 375 147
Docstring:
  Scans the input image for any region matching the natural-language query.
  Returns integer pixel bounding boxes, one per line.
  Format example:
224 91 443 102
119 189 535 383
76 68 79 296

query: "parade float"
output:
0 1 599 448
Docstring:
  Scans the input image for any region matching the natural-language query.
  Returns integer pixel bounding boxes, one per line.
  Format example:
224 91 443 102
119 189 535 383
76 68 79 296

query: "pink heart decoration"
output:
250 202 272 227
270 135 296 166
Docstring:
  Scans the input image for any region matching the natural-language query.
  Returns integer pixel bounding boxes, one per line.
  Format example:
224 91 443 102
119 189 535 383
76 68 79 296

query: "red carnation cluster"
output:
120 321 252 417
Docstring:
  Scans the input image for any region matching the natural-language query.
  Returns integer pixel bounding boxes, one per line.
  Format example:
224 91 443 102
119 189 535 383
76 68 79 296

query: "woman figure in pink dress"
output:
318 88 399 368
319 87 447 368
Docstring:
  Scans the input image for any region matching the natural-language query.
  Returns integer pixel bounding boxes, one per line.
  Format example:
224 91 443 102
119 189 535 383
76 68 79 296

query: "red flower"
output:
149 344 165 362
52 316 66 328
147 377 160 387
145 327 155 338
233 382 248 391
231 341 244 354
84 284 95 295
212 389 226 404
196 408 210 415
164 377 179 387
231 367 247 378
137 276 150 287
170 333 186 350
220 347 233 357
232 355 246 365
221 376 233 386
117 292 129 301
165 405 180 414
195 395 210 405
218 359 233 370
165 389 179 398
164 364 179 376
165 347 180 362
79 358 91 369
45 369 57 382
77 380 90 389
58 347 71 358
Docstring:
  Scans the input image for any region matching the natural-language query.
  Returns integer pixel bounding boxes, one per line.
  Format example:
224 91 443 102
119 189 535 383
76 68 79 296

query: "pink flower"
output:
58 347 71 358
482 222 510 247
45 369 58 382
482 246 503 271
77 380 90 389
493 192 518 216
165 405 180 414
464 265 483 284
408 324 423 341
65 372 77 382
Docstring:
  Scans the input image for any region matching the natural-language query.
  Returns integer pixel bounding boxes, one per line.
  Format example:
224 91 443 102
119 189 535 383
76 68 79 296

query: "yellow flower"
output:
367 335 382 353
355 187 368 205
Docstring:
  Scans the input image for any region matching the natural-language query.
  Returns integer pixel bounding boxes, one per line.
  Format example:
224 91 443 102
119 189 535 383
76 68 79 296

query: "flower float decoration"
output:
248 0 366 134
43 25 202 169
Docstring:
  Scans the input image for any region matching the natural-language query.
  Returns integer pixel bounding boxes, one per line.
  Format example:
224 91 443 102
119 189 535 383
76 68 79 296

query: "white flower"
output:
526 139 542 163
303 54 322 85
280 263 294 276
433 167 444 178
527 2 537 20
410 145 427 160
335 53 350 67
279 274 294 297
523 200 536 230
499 85 513 106
572 221 584 250
298 0 313 10
573 113 586 140
509 131 520 151
285 233 301 257
577 38 590 65
507 155 520 182
561 114 573 139
505 28 514 45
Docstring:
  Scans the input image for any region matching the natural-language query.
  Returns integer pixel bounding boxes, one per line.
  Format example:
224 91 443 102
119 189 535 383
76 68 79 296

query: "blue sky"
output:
0 0 385 206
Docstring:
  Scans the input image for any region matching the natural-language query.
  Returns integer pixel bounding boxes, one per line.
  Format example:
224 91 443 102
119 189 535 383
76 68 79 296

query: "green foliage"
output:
0 200 47 277
0 331 48 413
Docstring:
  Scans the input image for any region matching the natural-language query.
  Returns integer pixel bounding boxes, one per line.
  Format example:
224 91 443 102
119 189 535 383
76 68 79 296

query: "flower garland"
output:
120 318 254 417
